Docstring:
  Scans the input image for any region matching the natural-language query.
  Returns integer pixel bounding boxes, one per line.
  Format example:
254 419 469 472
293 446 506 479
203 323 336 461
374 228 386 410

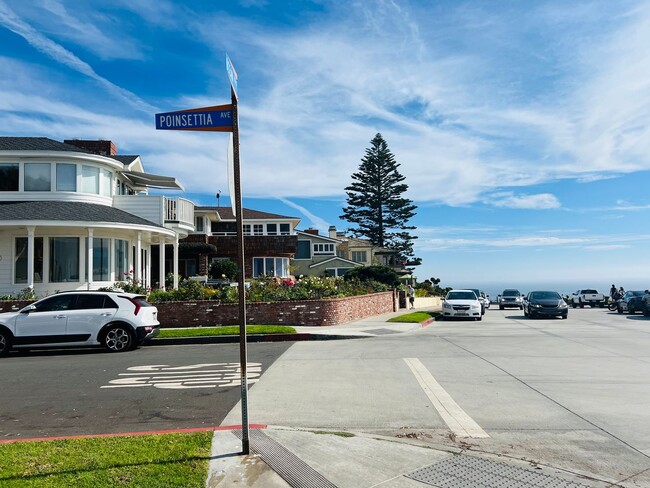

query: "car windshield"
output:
630 290 646 297
530 291 561 300
581 289 598 294
503 290 520 297
447 291 477 300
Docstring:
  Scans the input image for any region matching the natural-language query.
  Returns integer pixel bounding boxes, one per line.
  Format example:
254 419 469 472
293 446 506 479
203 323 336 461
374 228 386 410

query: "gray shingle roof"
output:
0 201 162 227
195 206 299 220
0 137 91 152
109 155 139 165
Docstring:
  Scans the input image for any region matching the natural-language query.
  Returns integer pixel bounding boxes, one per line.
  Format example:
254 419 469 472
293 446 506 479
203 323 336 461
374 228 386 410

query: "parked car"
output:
523 291 569 319
498 289 524 310
442 290 483 321
469 289 486 314
480 291 491 310
617 290 649 314
0 291 159 357
569 289 605 308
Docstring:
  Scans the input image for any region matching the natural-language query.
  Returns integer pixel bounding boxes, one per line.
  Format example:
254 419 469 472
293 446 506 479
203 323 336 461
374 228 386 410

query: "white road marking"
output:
404 357 489 438
101 363 262 389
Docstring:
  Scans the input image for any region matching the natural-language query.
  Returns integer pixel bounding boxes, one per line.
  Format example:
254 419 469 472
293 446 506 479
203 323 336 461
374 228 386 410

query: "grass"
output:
387 311 441 323
157 325 296 338
0 432 212 487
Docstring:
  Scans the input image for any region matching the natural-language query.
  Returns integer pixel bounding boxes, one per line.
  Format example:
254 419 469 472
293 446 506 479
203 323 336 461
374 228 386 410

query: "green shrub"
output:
209 259 238 280
343 265 401 288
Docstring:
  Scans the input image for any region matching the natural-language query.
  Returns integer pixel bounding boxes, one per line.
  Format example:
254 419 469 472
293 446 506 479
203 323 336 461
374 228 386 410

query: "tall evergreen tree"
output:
340 133 419 264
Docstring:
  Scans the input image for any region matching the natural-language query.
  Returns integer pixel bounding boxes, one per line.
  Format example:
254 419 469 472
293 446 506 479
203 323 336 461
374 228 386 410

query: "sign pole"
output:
231 86 250 454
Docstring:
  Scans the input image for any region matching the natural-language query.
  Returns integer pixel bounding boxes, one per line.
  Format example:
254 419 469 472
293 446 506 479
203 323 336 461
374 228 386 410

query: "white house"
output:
0 137 193 297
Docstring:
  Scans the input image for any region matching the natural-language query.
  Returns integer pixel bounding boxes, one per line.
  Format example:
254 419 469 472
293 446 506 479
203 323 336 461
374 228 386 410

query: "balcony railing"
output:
113 195 194 230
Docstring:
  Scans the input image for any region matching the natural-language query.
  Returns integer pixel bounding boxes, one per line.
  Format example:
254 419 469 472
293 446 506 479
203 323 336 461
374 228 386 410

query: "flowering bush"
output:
114 270 149 295
146 275 390 303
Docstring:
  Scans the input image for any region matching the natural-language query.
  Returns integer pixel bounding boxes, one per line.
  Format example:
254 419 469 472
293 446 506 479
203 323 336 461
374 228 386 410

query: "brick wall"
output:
0 291 397 328
154 291 396 328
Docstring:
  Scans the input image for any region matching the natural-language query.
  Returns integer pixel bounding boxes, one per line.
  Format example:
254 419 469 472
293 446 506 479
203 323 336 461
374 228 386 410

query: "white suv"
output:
0 291 159 356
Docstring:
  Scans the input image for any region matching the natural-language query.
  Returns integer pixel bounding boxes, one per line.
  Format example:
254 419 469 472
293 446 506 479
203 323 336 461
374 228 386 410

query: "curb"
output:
149 333 370 346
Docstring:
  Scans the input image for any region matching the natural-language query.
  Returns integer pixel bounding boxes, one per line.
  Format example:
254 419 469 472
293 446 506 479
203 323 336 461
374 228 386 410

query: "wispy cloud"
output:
486 192 561 209
0 1 155 113
276 198 331 232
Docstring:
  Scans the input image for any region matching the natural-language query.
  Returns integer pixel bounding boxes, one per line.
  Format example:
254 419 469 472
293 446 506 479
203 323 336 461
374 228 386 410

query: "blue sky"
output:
1 0 650 292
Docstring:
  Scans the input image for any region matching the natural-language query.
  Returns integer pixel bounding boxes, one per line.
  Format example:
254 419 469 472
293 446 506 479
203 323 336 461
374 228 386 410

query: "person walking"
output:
407 284 415 309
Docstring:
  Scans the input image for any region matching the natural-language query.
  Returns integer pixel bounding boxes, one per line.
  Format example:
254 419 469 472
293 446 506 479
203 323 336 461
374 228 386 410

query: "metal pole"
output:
232 88 250 454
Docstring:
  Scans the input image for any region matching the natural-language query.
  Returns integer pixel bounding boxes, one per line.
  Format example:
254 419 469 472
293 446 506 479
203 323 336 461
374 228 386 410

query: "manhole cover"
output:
406 455 594 488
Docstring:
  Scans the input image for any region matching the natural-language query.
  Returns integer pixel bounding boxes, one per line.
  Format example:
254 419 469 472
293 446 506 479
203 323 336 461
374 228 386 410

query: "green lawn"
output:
157 325 296 338
0 432 212 487
387 311 441 323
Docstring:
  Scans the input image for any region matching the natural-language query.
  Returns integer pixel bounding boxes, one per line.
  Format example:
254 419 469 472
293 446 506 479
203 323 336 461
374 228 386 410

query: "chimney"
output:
328 226 337 239
304 228 319 236
64 139 117 156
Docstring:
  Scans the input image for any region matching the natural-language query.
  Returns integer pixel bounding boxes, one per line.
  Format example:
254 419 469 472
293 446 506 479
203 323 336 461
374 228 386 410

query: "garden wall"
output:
0 291 398 328
154 291 397 328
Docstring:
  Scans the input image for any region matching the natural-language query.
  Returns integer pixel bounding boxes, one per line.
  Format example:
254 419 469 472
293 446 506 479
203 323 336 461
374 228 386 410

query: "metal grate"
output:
234 429 337 488
406 455 595 488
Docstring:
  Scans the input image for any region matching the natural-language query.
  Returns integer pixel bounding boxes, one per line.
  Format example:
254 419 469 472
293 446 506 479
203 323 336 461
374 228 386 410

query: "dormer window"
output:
313 243 334 255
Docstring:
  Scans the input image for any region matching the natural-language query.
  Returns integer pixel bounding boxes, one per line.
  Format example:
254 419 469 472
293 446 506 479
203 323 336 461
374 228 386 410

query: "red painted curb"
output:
420 318 435 328
0 424 267 444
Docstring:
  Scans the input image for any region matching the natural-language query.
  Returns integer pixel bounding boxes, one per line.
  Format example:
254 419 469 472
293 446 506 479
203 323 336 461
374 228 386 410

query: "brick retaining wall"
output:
0 291 397 328
154 291 397 328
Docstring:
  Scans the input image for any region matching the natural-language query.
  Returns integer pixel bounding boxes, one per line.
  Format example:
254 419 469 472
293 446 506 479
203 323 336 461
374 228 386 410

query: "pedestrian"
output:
407 284 415 309
610 284 617 299
619 286 625 297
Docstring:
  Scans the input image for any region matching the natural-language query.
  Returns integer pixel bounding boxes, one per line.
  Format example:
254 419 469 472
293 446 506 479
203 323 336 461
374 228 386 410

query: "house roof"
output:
195 206 299 221
0 137 90 152
308 256 362 268
295 230 341 243
0 201 163 227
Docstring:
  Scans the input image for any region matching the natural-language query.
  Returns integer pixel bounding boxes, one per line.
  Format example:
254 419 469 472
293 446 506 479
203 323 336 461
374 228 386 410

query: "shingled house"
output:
0 137 191 296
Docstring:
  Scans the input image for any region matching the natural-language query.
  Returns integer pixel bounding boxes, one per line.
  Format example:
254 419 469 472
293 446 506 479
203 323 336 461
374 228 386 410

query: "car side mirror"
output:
21 305 37 313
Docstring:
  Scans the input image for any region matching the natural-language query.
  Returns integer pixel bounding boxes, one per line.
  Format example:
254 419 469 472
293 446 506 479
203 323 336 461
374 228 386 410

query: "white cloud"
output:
486 192 561 209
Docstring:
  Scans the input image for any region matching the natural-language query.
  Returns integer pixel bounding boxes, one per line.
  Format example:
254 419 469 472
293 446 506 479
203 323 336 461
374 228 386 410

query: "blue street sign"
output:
155 104 234 132
226 54 238 100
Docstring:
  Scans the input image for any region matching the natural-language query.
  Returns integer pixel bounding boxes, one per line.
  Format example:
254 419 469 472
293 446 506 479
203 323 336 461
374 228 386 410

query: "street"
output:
223 307 650 485
0 341 292 439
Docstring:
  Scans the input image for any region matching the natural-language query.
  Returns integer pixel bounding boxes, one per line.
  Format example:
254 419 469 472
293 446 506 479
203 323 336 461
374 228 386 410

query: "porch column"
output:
87 229 94 290
158 237 166 291
26 226 35 289
134 232 142 283
173 235 179 289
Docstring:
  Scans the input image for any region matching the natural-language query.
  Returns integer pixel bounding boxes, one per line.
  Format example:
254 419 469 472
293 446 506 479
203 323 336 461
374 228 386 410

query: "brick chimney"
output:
64 139 117 156
304 228 319 235
328 226 337 239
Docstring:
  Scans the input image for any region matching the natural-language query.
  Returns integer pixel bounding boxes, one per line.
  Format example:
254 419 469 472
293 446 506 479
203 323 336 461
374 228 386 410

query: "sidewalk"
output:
152 308 437 346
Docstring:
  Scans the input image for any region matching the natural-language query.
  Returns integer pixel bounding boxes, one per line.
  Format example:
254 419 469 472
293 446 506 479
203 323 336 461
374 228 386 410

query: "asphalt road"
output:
0 341 292 439
222 307 650 486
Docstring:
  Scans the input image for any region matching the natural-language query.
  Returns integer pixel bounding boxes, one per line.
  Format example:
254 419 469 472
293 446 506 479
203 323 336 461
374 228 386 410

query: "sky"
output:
1 0 650 293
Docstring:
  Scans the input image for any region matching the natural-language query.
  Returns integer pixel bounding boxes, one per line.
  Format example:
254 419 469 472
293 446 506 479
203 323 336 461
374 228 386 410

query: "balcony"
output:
113 195 194 235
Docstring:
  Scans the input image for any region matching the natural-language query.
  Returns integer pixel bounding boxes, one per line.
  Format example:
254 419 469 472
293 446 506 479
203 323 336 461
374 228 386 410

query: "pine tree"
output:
340 133 419 264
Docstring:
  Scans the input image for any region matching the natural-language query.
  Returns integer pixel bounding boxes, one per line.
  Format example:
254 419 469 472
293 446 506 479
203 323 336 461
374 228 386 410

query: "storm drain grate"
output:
406 455 595 488
234 429 337 488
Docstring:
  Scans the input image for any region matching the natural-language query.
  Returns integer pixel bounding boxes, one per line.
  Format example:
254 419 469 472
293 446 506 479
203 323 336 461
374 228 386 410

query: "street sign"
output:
226 54 238 100
155 104 233 132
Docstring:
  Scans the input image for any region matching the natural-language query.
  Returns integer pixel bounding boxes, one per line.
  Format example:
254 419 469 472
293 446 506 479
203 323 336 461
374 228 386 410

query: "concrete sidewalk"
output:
206 427 608 488
152 308 438 346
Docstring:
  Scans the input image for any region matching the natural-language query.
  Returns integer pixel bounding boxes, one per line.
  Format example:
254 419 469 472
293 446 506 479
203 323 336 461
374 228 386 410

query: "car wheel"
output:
571 303 576 308
644 308 650 317
562 314 568 320
628 305 635 314
618 305 623 314
579 303 584 308
0 330 11 357
476 316 482 321
102 325 135 352
499 305 504 310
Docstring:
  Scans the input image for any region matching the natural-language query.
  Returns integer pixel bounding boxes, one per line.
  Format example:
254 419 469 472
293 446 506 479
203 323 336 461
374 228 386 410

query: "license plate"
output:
456 313 468 316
